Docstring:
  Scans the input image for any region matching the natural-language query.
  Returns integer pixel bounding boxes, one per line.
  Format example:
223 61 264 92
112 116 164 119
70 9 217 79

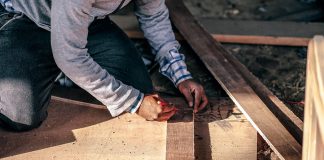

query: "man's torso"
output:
5 0 133 30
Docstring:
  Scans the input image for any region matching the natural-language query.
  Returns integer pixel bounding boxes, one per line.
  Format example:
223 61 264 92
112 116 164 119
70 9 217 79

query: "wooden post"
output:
302 36 324 160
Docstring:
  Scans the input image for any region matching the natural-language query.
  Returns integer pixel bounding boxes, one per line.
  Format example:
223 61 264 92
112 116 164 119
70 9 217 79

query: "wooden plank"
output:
1 86 198 160
52 86 195 160
165 0 302 159
0 100 167 160
110 15 324 46
166 98 194 160
302 36 324 160
195 99 257 160
202 17 304 143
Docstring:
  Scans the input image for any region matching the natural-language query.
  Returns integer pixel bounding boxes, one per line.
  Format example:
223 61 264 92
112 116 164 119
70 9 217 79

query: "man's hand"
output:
137 94 178 121
178 79 208 113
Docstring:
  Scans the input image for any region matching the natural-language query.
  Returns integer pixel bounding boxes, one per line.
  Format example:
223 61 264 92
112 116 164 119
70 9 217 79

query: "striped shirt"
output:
0 0 192 115
0 0 16 13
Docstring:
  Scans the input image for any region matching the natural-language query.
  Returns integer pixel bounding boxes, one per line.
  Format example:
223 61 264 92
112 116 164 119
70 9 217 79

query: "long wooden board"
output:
165 0 302 159
0 100 167 160
110 15 324 46
194 99 257 160
165 98 194 160
111 15 304 143
52 86 195 160
302 36 324 160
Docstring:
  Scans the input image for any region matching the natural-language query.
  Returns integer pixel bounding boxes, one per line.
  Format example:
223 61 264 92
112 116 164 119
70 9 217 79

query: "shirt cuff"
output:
127 93 144 114
159 49 193 86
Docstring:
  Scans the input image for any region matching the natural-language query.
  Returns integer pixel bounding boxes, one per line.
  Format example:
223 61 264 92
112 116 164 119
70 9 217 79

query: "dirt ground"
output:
1 1 321 159
118 0 321 120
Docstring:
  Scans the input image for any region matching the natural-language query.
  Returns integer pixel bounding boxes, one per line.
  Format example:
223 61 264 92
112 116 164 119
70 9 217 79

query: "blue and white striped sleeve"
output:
0 0 17 13
135 0 193 87
159 47 193 86
126 93 144 114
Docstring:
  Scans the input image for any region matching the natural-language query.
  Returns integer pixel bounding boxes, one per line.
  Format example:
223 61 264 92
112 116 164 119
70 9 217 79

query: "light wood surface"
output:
0 100 167 160
112 14 304 144
165 0 302 159
302 36 324 160
195 101 257 160
110 15 324 46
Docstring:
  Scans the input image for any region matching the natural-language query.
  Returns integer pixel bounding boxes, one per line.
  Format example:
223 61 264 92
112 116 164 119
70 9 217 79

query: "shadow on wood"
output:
0 100 113 158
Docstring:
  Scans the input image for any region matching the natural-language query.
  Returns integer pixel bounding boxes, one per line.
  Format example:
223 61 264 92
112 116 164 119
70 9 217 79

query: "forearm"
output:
51 0 142 117
135 0 193 86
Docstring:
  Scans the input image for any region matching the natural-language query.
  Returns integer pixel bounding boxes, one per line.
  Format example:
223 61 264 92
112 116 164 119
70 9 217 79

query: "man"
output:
0 0 208 131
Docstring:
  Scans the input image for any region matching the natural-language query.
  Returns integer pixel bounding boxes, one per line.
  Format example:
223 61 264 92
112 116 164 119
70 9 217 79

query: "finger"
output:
198 93 208 112
156 109 177 122
152 94 159 99
182 89 194 107
193 89 202 113
162 105 177 113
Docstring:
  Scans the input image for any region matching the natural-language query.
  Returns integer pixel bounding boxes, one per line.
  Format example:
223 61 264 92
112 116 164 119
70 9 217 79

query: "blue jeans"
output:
0 14 153 131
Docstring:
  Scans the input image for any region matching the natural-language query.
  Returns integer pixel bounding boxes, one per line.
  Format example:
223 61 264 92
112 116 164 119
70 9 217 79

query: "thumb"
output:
182 89 194 107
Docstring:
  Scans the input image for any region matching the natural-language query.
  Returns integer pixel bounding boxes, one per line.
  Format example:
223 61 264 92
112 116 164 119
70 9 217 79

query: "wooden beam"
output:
302 36 324 160
165 98 194 160
110 15 324 46
0 99 167 160
113 15 305 142
195 100 257 160
50 86 195 160
165 0 302 159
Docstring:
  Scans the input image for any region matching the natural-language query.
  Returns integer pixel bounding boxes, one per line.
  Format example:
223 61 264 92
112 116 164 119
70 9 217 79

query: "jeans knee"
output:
0 111 46 132
3 117 43 132
8 121 42 131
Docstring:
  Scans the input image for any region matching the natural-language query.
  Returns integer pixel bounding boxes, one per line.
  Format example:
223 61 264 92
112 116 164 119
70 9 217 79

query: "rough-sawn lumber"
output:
165 0 302 159
50 86 195 160
302 36 324 160
110 15 324 46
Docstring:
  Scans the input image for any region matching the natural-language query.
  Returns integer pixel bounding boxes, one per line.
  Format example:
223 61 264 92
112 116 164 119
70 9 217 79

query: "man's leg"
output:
87 18 154 94
0 14 61 131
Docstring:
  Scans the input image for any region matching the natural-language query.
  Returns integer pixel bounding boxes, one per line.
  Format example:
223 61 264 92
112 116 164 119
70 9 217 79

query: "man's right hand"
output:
136 94 178 121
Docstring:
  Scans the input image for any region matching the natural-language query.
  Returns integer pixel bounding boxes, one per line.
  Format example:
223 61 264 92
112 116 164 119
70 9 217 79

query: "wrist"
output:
127 93 144 114
176 77 193 88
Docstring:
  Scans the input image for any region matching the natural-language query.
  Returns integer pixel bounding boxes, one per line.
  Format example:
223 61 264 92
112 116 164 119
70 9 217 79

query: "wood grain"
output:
302 36 324 160
110 15 324 46
0 100 167 160
1 83 259 160
52 87 195 160
165 0 302 159
195 100 257 160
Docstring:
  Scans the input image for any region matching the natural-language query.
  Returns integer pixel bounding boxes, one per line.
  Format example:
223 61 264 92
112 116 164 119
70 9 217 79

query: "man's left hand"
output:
178 79 208 113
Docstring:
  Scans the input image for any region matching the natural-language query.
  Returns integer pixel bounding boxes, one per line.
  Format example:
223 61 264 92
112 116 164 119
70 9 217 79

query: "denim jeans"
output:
0 14 153 131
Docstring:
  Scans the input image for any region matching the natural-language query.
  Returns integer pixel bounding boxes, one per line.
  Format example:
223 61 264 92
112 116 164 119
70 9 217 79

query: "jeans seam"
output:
0 12 23 31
